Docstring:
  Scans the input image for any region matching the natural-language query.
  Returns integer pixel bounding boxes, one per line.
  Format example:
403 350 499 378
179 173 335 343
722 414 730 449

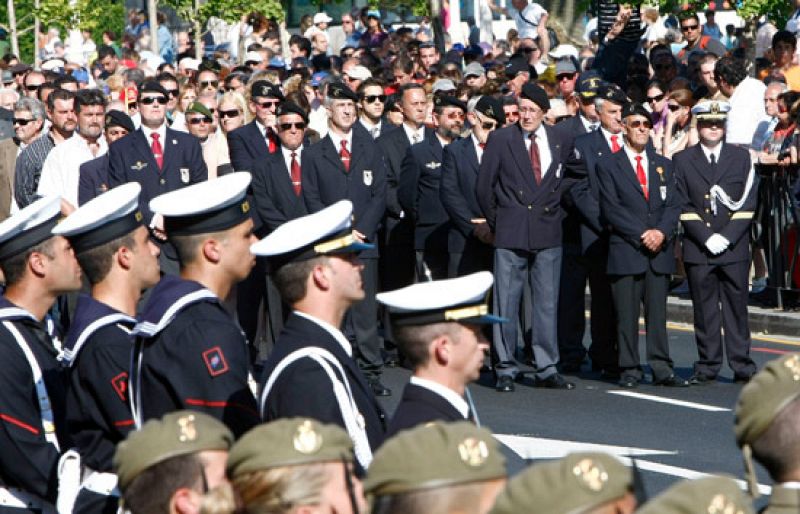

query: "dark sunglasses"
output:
279 122 306 131
446 111 465 120
698 120 724 128
188 116 212 125
627 120 653 129
13 118 34 126
165 88 179 97
200 80 219 88
667 104 681 111
481 121 497 130
681 24 699 31
363 94 386 104
25 84 42 92
218 109 241 119
256 100 280 109
557 73 576 81
647 93 664 102
140 96 168 105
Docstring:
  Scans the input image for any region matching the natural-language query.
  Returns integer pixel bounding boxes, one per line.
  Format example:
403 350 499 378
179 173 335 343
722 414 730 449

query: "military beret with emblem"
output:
327 81 359 102
185 101 214 119
250 80 284 100
489 452 632 514
597 83 628 106
475 96 506 125
636 475 753 514
364 421 506 497
692 100 731 122
113 411 233 490
433 93 467 112
277 101 309 123
622 102 652 122
105 109 135 133
138 81 169 97
520 83 550 112
227 418 353 478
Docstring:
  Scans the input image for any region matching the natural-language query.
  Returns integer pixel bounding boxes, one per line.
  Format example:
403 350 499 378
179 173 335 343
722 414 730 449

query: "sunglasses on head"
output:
363 94 386 104
218 109 240 119
667 104 681 111
279 121 306 131
13 118 33 126
188 116 212 125
647 93 664 102
140 96 168 105
627 119 652 129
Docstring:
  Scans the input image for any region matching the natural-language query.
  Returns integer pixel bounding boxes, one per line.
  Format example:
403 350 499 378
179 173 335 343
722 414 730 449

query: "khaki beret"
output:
227 418 354 478
637 476 753 514
489 452 632 514
364 422 506 497
735 353 800 447
113 411 233 490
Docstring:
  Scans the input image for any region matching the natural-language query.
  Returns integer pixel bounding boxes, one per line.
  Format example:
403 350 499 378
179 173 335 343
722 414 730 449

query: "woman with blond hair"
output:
217 91 250 135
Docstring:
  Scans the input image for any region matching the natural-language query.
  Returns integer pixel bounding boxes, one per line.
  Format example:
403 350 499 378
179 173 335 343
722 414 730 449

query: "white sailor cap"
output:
376 271 506 326
52 183 143 254
692 100 731 121
0 195 61 261
250 200 373 264
149 172 252 236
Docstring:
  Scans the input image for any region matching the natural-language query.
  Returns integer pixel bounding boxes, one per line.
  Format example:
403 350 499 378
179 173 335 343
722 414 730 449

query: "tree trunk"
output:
148 0 159 56
7 0 18 57
193 0 201 60
33 0 40 67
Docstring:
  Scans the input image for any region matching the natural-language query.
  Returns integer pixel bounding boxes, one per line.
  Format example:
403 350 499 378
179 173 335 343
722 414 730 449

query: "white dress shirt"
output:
524 124 552 177
281 144 304 178
700 143 722 165
580 114 598 132
600 126 624 152
510 2 547 39
328 129 353 156
37 134 107 207
140 122 167 147
727 77 768 147
472 133 484 162
293 310 352 357
409 376 469 418
402 123 425 145
360 118 382 139
623 145 649 191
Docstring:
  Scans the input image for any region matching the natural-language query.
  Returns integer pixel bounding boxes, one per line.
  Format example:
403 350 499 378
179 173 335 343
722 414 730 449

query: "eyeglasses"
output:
140 96 168 105
363 94 386 104
200 80 219 88
667 104 681 111
256 100 279 109
681 24 699 31
480 121 497 130
187 116 212 125
218 108 241 119
627 120 653 129
445 111 465 120
698 120 724 128
165 88 179 97
557 73 576 81
279 121 306 131
647 93 664 103
13 118 34 126
25 84 42 92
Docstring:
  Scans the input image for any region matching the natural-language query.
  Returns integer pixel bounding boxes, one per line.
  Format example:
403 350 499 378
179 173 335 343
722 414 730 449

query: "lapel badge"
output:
426 161 441 170
180 168 190 184
172 139 177 145
293 420 323 454
132 161 147 171
656 166 665 183
458 437 489 467
363 170 373 186
573 458 608 492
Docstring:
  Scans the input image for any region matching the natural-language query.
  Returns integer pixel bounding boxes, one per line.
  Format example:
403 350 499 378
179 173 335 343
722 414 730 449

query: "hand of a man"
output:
641 229 665 252
473 221 494 244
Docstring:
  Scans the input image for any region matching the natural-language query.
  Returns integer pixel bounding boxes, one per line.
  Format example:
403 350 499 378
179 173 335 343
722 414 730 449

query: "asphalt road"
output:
374 322 800 505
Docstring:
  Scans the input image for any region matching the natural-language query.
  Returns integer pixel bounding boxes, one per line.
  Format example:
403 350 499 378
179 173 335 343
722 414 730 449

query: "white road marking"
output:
495 434 771 495
607 390 731 412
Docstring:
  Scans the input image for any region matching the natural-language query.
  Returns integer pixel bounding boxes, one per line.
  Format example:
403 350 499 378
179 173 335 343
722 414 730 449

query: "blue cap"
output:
311 71 330 87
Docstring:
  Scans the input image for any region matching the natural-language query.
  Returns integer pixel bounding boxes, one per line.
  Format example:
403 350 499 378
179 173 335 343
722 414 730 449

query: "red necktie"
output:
610 134 621 153
635 155 648 200
529 133 542 185
266 129 277 153
290 151 301 196
479 143 486 149
151 133 163 170
340 140 351 173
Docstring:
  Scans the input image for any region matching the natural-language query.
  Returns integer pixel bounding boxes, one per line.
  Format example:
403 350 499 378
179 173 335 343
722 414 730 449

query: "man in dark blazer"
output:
596 103 687 389
376 272 499 437
477 83 576 393
553 71 602 149
441 96 504 277
357 78 393 139
227 80 283 172
559 84 626 375
254 202 386 471
78 110 134 205
399 94 465 280
674 101 757 384
250 102 310 354
107 81 207 227
302 83 390 396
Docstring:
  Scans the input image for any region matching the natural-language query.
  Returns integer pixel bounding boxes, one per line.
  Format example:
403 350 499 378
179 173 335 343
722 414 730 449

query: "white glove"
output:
705 234 730 255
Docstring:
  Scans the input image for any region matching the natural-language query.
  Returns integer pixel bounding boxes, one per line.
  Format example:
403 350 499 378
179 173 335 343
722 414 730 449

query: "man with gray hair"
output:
0 88 19 111
1 98 46 216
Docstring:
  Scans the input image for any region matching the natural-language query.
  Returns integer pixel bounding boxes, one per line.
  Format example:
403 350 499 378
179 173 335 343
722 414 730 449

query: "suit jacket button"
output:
704 194 710 199
544 207 550 213
159 178 165 185
705 209 710 213
528 205 532 210
706 222 711 227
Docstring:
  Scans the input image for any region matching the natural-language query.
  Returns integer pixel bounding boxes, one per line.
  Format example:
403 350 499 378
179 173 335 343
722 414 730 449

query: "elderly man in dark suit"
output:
477 83 576 392
399 94 466 280
674 101 757 385
302 83 390 396
559 84 627 376
554 71 602 149
596 103 687 389
227 80 283 172
78 110 134 205
440 96 505 277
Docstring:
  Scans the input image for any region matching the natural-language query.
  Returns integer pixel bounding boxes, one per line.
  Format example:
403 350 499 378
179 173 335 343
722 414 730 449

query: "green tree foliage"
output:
162 0 285 25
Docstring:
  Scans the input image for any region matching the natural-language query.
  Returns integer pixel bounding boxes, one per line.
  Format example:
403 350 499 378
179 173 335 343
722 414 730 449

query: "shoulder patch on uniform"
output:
203 346 229 377
111 372 128 402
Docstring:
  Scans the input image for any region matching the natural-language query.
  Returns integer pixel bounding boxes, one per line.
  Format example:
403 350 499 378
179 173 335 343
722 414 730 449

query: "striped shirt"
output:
14 133 56 208
593 0 644 42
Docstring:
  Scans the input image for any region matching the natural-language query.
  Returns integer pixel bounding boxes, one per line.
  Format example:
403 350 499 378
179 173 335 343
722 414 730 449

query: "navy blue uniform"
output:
596 147 681 381
107 128 207 224
674 143 757 380
399 135 451 279
227 120 277 174
386 383 464 437
78 155 110 206
63 295 135 514
440 136 493 277
0 298 69 512
130 275 259 437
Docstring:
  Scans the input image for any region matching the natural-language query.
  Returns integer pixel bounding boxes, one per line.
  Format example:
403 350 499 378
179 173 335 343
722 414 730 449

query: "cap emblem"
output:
784 354 800 381
177 414 197 442
710 102 720 115
573 458 608 492
458 437 489 467
293 420 324 454
707 493 744 514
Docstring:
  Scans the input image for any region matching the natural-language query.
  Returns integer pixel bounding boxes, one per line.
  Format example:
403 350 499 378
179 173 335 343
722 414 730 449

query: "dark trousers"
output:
493 247 562 380
610 269 674 381
558 249 617 369
686 260 756 379
415 249 448 281
237 257 283 362
344 257 383 379
448 242 493 278
73 489 119 514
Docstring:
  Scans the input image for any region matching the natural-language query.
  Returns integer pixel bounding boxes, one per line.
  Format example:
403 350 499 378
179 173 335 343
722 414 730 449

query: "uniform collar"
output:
62 294 135 365
0 296 38 322
293 310 352 357
132 275 217 338
410 376 469 418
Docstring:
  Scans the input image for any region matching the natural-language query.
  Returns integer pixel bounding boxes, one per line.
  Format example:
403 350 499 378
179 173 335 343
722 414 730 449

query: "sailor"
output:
53 183 161 514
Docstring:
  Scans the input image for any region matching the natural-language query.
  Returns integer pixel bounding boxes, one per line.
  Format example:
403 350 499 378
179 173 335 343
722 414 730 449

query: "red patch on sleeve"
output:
202 346 229 377
111 372 128 402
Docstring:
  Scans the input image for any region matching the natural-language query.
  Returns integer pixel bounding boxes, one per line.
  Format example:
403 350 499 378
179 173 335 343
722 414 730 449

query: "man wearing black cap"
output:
595 103 686 388
302 82 390 397
504 56 533 97
477 83 575 392
558 84 626 376
107 80 208 230
228 80 283 173
0 196 82 512
441 96 504 277
399 93 466 281
79 110 135 205
554 71 602 150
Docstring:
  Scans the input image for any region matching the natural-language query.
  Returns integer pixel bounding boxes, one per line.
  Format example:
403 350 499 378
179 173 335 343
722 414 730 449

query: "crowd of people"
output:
1 0 800 512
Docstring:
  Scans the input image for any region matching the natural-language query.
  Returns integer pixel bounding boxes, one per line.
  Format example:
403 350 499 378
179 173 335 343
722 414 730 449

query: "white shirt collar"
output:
624 145 648 176
281 144 303 175
328 129 353 152
293 310 352 357
409 376 470 418
471 133 484 161
700 142 722 163
580 114 597 132
600 126 623 150
141 122 167 145
403 123 424 144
